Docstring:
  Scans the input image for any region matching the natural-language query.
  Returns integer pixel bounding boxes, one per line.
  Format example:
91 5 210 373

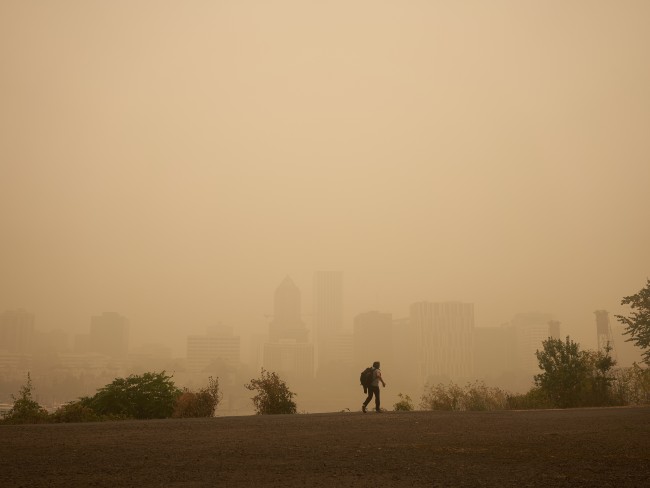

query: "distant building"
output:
313 271 343 371
508 312 555 376
90 312 129 357
263 340 314 381
269 276 308 343
263 277 313 379
548 320 561 339
0 309 35 353
410 301 474 384
187 325 241 373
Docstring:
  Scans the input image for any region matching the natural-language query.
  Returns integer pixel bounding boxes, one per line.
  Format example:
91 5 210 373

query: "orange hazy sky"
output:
1 1 649 353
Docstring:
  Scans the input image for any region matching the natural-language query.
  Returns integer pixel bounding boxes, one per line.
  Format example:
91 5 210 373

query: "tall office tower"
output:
187 325 241 373
353 311 393 370
509 312 554 376
594 310 613 351
0 309 35 353
90 312 129 357
263 341 315 382
313 271 343 371
410 301 474 384
269 276 308 343
548 320 561 339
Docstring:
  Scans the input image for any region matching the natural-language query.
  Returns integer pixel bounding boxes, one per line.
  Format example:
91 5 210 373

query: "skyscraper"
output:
269 276 308 343
187 325 241 373
410 301 474 384
313 270 343 371
264 277 313 380
509 312 555 376
0 309 34 353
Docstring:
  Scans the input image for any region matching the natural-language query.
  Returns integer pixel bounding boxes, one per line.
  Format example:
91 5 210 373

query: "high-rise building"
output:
269 276 308 343
508 312 554 376
90 312 129 357
410 301 474 384
595 310 613 351
263 277 313 379
0 309 35 353
313 270 343 371
548 320 561 340
263 340 314 381
187 325 241 373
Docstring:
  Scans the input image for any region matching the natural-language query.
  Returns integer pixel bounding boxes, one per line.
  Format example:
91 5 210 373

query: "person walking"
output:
362 361 386 413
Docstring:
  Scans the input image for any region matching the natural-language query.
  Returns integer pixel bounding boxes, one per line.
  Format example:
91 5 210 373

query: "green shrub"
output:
245 368 296 415
393 393 414 411
420 381 510 411
82 371 182 419
505 387 553 410
172 377 223 418
50 401 104 423
1 373 49 424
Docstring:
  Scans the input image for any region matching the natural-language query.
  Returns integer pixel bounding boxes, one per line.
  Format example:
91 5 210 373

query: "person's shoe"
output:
375 409 382 413
362 405 367 413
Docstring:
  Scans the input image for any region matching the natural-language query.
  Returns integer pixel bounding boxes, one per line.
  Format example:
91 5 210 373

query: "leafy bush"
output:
615 279 650 365
420 381 509 411
393 393 414 411
245 368 297 415
1 373 49 424
50 401 104 423
610 364 650 405
172 377 223 418
505 387 553 410
535 337 618 408
81 371 182 419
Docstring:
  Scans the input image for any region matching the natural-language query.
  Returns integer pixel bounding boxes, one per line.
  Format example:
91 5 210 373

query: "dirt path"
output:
2 406 649 487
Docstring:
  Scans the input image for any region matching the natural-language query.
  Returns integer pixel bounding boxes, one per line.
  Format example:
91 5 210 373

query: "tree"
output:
615 279 650 365
172 376 223 418
81 371 182 419
244 368 297 415
582 344 618 406
535 336 591 408
1 373 49 424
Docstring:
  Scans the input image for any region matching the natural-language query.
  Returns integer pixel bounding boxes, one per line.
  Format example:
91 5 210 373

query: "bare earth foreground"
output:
2 406 649 487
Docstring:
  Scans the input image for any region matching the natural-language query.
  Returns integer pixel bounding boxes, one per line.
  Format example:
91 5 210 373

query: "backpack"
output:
360 367 374 393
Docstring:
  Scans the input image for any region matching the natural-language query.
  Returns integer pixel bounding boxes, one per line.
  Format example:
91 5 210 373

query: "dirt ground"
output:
2 405 649 487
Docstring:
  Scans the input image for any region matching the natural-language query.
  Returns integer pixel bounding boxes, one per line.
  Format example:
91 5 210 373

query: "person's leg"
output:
363 388 374 411
374 386 381 411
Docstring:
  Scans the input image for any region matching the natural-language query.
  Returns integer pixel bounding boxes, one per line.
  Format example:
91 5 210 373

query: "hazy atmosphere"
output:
2 1 649 364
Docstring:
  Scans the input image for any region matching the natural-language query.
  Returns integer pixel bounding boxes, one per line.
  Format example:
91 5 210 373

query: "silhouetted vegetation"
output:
420 381 509 411
0 373 49 424
615 278 650 365
172 376 222 418
393 393 414 411
74 371 182 419
245 368 297 415
534 337 618 408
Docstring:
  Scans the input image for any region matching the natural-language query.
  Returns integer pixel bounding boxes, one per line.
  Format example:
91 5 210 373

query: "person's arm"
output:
376 369 386 387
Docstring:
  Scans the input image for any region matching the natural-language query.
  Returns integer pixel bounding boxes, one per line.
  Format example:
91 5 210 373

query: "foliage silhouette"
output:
79 371 182 419
1 373 49 424
615 278 650 365
172 376 223 418
245 368 297 415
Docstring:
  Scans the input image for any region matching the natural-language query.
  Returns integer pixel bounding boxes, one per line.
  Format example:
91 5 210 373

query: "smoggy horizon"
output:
2 1 649 357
